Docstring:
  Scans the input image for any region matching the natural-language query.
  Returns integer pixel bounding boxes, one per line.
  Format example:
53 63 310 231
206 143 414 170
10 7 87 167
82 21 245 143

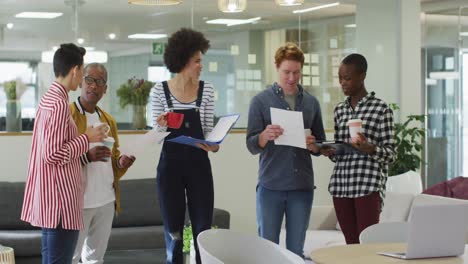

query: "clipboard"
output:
315 140 365 155
167 114 240 148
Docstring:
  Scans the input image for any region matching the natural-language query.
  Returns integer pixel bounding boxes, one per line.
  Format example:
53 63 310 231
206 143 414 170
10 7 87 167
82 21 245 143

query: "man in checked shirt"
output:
321 53 396 244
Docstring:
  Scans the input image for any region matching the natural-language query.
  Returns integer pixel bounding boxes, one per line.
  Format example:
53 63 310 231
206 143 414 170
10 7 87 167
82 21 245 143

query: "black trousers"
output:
156 154 214 264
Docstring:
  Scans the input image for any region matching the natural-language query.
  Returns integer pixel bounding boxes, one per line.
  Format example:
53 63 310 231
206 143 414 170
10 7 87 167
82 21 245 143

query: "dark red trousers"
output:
333 192 381 244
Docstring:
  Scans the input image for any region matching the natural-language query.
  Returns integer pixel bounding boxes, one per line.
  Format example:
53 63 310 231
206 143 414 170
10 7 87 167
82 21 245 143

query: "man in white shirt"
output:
70 63 135 264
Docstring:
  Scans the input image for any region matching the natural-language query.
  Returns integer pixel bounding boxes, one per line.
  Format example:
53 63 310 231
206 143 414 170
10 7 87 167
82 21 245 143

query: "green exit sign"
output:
152 42 166 55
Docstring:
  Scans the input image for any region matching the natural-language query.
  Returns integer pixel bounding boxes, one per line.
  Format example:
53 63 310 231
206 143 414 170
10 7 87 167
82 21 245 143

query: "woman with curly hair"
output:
150 28 218 264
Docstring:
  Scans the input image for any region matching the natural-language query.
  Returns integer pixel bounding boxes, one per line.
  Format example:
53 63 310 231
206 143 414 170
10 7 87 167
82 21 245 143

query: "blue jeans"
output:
256 185 313 257
42 223 79 264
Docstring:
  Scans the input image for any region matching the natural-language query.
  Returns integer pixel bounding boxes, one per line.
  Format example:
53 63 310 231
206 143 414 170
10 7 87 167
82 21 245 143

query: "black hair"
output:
53 43 86 78
341 53 367 74
164 28 210 73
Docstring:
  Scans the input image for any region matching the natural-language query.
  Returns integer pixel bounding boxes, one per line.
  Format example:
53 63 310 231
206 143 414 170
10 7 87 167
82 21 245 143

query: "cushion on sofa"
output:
0 182 37 230
108 226 166 251
112 179 163 227
0 230 42 257
423 176 468 199
380 192 415 222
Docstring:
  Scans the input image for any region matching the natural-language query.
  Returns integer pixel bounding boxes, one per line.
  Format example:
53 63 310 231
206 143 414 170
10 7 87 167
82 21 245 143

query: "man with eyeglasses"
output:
70 62 136 264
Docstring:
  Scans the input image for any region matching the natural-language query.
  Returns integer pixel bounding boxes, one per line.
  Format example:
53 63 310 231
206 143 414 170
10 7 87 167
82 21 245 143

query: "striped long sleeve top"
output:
150 81 216 136
21 81 89 230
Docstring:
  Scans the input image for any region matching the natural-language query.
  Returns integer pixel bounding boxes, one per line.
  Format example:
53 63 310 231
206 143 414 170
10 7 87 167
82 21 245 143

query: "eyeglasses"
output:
83 76 107 87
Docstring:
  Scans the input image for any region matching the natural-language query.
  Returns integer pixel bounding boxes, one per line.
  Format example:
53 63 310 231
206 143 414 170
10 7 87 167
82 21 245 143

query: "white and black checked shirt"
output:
328 92 395 198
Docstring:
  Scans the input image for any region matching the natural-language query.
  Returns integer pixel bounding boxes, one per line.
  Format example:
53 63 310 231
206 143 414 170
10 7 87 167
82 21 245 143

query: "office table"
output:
310 243 468 264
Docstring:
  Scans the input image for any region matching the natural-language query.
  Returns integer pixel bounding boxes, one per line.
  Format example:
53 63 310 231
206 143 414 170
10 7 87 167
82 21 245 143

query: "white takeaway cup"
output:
347 119 362 142
102 137 115 161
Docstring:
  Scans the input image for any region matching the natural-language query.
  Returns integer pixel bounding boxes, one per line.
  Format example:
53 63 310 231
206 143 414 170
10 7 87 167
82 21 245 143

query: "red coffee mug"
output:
167 112 184 129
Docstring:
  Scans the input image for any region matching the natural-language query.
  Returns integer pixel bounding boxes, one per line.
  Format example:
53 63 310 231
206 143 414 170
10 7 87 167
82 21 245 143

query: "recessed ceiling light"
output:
77 38 85 44
293 2 339 14
6 23 13 29
206 17 261 27
345 24 356 28
108 33 116 40
128 33 167 39
15 12 63 19
275 0 304 6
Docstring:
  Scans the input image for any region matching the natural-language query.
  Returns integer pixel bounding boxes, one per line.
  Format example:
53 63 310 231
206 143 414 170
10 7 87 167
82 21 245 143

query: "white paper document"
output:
119 130 170 157
167 114 240 148
270 107 306 149
206 114 240 142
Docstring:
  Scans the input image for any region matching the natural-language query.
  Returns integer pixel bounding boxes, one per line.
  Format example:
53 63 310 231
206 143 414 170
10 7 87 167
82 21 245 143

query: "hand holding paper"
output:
119 130 170 158
270 107 306 149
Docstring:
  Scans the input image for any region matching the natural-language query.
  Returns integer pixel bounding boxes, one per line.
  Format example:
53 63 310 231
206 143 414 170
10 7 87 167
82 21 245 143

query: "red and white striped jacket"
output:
21 81 89 230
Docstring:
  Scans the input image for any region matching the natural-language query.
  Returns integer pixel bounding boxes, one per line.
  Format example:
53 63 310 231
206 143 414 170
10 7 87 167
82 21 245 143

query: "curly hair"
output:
274 42 304 68
164 28 210 73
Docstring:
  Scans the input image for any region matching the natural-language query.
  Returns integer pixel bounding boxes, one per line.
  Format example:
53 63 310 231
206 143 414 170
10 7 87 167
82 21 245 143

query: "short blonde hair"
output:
274 42 304 68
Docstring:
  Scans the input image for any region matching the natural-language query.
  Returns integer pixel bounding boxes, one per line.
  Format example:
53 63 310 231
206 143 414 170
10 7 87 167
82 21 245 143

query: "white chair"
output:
386 171 422 194
197 229 304 264
359 222 409 244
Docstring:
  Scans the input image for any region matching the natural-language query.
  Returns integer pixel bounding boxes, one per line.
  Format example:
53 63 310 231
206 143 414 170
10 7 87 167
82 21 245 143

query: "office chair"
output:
359 222 409 244
197 229 304 264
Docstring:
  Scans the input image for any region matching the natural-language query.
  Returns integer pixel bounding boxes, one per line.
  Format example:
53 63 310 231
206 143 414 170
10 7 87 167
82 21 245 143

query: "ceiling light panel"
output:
275 0 304 6
128 0 182 5
128 33 167 39
15 12 63 19
206 17 261 26
293 2 339 14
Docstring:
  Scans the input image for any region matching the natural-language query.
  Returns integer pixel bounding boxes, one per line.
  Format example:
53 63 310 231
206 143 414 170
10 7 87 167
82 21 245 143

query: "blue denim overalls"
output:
156 81 214 264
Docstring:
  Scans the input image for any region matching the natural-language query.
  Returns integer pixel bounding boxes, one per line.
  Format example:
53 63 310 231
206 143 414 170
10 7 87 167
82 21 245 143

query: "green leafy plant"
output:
183 225 217 254
388 103 425 176
183 225 193 254
3 79 27 100
116 77 154 108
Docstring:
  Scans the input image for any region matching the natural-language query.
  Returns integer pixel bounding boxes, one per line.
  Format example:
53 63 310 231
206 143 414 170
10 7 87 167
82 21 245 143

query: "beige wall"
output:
0 132 334 234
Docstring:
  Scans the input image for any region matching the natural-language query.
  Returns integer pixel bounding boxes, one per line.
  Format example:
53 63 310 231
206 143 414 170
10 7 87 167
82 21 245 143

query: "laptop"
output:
378 203 468 259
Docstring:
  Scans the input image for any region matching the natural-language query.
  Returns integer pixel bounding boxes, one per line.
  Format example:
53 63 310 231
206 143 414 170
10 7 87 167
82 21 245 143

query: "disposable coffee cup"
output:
304 128 311 138
102 137 115 161
347 119 362 142
93 122 110 136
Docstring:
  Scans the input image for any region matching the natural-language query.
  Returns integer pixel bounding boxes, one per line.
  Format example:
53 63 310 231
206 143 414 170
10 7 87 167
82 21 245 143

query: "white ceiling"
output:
0 0 462 57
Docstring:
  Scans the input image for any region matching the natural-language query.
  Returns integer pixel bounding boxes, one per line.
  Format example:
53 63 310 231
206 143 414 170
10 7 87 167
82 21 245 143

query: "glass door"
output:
424 47 461 187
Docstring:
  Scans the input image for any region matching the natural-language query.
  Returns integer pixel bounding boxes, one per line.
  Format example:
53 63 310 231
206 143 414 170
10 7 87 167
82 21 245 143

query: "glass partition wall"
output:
423 8 468 187
0 1 357 131
98 15 357 129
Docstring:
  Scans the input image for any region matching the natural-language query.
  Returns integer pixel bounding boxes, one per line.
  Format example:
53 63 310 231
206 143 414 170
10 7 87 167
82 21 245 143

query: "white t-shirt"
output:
82 111 115 209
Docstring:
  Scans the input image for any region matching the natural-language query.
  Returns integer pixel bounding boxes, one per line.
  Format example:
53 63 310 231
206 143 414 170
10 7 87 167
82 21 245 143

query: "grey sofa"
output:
0 178 230 264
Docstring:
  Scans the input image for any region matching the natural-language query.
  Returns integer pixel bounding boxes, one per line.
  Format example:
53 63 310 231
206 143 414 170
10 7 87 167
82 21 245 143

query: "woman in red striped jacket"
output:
21 43 106 264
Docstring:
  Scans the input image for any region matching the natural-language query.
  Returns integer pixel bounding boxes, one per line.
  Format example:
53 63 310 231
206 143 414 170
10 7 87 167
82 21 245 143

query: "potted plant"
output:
3 79 27 132
183 225 193 264
116 77 154 129
388 103 425 177
183 224 217 264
